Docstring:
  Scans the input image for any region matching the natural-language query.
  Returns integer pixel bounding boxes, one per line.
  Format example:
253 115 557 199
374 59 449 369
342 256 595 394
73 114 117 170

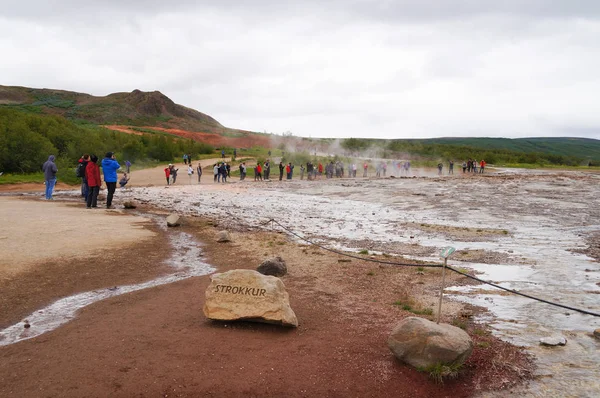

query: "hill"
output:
0 85 247 135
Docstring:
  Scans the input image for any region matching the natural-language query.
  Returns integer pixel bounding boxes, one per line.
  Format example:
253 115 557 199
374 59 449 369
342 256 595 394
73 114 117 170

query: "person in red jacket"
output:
85 155 102 208
480 160 486 174
256 163 263 181
164 165 171 185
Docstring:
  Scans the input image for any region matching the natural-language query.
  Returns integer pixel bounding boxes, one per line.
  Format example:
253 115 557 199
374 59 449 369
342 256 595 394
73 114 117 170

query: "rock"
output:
257 256 287 277
23 320 30 329
594 329 600 339
217 230 231 242
166 214 180 227
387 317 473 369
123 201 137 209
540 336 567 346
203 269 298 327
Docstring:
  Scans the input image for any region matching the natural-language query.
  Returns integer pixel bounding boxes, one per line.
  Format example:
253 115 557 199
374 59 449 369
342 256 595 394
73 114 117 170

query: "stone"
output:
123 201 137 209
540 336 567 346
257 256 287 277
203 269 298 327
166 214 180 227
594 329 600 339
387 317 473 369
217 230 231 242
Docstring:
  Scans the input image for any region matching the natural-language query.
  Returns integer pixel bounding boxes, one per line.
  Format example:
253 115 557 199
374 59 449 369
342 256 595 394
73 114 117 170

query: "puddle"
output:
0 228 214 346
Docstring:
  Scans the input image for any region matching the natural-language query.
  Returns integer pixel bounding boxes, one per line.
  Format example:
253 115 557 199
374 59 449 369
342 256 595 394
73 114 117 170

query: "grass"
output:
477 342 490 348
419 362 463 384
0 172 45 185
392 300 434 316
367 271 375 276
358 249 369 255
452 319 467 330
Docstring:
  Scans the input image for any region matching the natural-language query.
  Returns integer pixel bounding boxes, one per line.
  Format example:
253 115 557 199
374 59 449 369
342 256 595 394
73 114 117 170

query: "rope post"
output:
437 246 455 324
437 257 448 324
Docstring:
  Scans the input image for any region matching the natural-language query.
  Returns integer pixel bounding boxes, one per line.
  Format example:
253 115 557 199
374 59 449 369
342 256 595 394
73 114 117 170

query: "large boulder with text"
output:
203 269 298 327
387 317 473 368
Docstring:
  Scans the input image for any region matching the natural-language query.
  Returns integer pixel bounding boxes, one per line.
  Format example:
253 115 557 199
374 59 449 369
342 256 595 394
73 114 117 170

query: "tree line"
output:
0 108 214 175
341 138 588 166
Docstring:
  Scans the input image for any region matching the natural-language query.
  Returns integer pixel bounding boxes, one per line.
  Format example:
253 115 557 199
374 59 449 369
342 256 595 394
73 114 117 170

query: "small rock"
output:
166 214 180 227
123 201 137 209
257 256 287 277
540 336 567 346
593 329 600 339
217 230 231 243
24 320 31 329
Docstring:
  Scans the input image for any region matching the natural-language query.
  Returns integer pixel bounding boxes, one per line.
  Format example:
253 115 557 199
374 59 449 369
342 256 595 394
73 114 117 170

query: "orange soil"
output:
104 125 271 148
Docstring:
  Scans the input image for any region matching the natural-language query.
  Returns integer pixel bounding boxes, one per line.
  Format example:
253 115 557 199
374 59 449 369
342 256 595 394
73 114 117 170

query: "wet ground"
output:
116 169 600 397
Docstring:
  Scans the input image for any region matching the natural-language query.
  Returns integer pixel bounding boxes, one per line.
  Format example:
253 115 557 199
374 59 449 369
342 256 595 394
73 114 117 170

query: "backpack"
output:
75 163 85 178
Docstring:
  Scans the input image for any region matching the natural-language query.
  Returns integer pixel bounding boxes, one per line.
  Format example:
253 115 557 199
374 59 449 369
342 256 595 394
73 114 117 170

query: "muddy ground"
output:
0 194 532 397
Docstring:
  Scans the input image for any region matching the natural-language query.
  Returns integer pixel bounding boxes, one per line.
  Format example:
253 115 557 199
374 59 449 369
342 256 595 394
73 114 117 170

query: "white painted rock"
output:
540 336 567 346
166 213 180 227
217 230 231 242
203 269 298 327
388 317 473 368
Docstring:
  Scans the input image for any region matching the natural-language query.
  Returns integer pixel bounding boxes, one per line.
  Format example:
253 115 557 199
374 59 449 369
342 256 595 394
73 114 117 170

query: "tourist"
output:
473 160 478 173
221 149 225 159
164 165 171 185
187 164 194 184
213 164 219 182
125 159 131 173
119 173 130 188
300 164 305 180
219 162 227 182
226 162 231 178
183 153 188 165
85 155 101 208
42 155 58 200
480 159 486 174
196 162 203 183
170 165 179 184
264 160 270 180
437 163 443 175
352 163 357 177
79 154 90 201
279 162 284 181
257 162 263 181
101 152 120 209
449 160 454 175
462 161 467 173
363 162 368 177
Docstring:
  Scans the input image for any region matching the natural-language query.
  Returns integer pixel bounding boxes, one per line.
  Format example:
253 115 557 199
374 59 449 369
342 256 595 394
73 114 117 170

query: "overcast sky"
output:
2 1 600 139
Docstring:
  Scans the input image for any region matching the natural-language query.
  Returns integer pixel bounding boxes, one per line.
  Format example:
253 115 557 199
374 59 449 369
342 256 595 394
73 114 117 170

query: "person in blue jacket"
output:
101 152 121 209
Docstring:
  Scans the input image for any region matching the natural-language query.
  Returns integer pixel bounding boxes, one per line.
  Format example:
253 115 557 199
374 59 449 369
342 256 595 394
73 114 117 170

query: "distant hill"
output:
0 85 250 135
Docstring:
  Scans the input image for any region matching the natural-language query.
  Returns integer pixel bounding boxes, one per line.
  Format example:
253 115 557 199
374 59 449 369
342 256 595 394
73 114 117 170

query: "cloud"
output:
1 1 600 139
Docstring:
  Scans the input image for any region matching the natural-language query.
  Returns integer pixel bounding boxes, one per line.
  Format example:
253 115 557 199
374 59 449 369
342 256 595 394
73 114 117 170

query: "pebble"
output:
540 336 567 346
594 329 600 340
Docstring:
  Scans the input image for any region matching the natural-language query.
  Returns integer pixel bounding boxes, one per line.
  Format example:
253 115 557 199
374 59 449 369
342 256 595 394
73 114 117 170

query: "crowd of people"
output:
39 150 490 206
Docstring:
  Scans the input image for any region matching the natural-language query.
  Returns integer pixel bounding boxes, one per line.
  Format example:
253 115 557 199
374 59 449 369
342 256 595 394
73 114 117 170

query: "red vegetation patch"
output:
104 125 271 149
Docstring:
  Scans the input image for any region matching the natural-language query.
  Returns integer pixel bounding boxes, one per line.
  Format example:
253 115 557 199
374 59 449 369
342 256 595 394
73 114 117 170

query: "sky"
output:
1 1 600 139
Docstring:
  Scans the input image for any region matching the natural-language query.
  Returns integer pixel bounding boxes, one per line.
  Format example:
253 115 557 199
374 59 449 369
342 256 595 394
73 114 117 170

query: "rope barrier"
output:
252 216 600 318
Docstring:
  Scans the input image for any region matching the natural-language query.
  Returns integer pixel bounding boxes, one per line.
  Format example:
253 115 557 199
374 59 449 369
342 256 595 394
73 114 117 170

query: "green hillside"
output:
0 108 213 181
0 85 247 135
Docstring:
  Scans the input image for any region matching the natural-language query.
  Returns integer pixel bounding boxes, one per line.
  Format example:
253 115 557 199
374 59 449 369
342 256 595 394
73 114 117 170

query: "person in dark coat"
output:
42 155 58 200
